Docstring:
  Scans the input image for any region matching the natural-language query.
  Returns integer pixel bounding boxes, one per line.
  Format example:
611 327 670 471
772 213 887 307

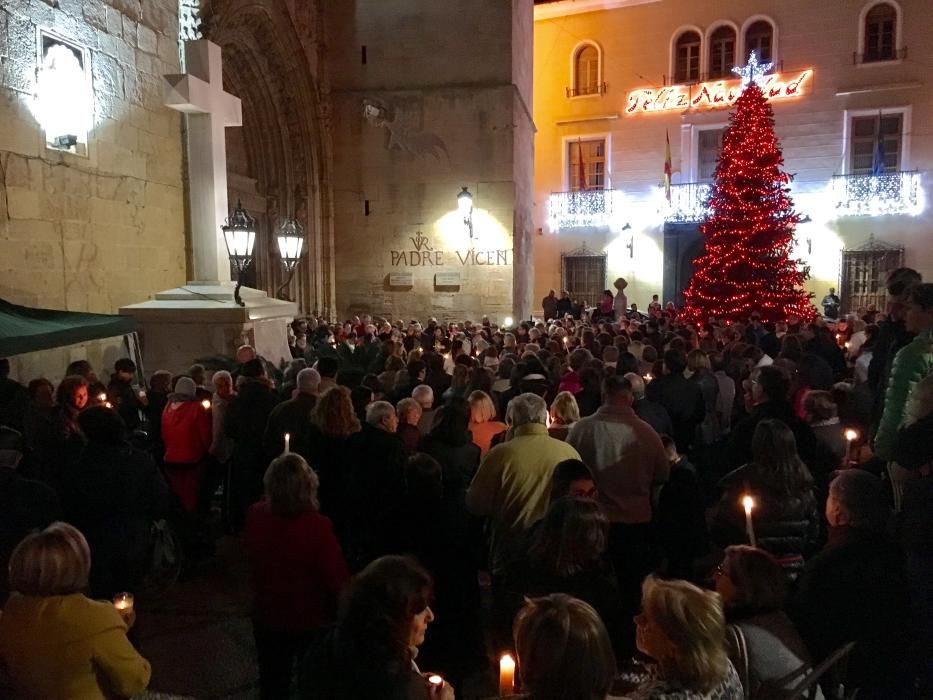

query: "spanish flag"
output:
663 130 673 202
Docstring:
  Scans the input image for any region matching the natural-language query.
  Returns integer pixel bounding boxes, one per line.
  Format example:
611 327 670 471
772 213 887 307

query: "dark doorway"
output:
663 223 704 307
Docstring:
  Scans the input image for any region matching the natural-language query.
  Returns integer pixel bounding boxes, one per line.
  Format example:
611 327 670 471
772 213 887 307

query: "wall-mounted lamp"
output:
457 186 474 243
626 235 634 258
799 214 812 223
221 200 257 307
806 237 813 255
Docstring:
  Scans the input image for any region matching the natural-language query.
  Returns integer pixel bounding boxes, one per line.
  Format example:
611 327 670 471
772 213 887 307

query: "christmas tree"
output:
682 53 814 325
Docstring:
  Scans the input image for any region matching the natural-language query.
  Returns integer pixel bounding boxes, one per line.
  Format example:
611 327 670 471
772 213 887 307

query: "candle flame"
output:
844 428 858 442
742 495 755 514
104 401 113 409
97 393 107 402
201 399 212 409
428 675 443 685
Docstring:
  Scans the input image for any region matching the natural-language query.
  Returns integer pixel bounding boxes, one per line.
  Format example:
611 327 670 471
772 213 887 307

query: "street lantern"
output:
221 199 256 307
276 218 306 299
457 186 474 242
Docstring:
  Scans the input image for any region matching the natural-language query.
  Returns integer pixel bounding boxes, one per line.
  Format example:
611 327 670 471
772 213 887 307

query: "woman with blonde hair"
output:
0 522 151 699
468 390 507 456
630 576 742 699
549 390 581 441
246 454 349 699
514 593 617 700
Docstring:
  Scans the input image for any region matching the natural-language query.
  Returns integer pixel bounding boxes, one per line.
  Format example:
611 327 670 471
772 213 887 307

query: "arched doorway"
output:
662 223 704 307
198 0 335 317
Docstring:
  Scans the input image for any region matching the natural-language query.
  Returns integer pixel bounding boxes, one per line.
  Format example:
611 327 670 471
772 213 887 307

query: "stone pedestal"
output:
120 282 297 375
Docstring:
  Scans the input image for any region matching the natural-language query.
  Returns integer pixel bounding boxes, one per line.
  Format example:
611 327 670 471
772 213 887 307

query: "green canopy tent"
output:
0 298 138 357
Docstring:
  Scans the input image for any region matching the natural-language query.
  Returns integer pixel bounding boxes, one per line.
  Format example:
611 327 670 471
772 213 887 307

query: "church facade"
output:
533 0 933 315
0 0 535 329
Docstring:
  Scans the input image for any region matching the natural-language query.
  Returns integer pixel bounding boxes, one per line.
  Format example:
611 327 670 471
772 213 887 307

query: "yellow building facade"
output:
533 0 933 315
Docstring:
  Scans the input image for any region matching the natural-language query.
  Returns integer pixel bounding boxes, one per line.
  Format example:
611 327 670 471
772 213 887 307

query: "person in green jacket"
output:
874 283 933 508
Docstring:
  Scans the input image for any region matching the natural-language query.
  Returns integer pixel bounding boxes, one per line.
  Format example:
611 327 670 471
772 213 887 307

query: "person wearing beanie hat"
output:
263 369 319 461
161 375 212 513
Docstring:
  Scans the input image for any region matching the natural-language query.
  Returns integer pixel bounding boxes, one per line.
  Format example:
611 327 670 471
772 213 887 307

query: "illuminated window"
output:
850 114 902 174
674 31 701 83
863 3 897 62
744 20 774 63
568 139 606 191
36 32 90 156
708 26 736 79
697 128 726 182
573 44 601 96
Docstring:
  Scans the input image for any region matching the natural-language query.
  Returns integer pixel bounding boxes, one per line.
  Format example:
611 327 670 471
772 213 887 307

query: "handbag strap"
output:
727 624 751 699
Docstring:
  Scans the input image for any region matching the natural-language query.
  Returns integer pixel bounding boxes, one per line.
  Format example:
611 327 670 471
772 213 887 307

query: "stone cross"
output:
164 40 242 283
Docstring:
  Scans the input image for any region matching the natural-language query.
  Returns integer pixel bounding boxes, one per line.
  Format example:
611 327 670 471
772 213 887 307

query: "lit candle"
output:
283 432 290 453
742 495 757 547
113 592 134 616
201 399 212 410
427 674 443 686
104 401 113 409
644 373 654 383
499 653 516 696
845 428 859 465
97 392 107 403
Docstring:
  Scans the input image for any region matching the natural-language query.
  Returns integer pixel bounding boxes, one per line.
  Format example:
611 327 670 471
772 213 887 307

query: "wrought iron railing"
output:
566 82 608 97
832 171 921 216
547 189 620 230
662 182 712 223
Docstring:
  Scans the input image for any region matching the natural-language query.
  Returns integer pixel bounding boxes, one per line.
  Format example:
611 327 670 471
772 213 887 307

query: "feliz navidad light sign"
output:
626 68 812 115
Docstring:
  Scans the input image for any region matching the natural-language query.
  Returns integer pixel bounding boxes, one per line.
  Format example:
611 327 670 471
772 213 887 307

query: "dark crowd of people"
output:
0 268 931 699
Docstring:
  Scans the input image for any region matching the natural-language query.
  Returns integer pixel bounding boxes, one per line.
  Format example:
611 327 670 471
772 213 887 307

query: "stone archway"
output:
198 0 335 317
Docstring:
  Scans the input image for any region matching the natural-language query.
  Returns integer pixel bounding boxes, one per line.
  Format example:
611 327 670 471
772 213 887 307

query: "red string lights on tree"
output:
682 52 815 326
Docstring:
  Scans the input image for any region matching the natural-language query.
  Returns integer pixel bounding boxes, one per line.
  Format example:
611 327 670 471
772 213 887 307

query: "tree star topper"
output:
733 50 774 88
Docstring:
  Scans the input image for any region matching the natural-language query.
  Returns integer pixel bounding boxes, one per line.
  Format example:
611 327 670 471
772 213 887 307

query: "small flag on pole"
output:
870 112 886 176
577 138 587 191
663 130 673 202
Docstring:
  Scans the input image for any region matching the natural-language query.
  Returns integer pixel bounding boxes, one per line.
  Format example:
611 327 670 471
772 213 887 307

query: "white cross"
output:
164 40 242 283
732 50 774 88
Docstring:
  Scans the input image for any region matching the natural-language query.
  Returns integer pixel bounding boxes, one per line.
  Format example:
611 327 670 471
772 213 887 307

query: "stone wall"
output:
326 0 535 323
0 0 186 314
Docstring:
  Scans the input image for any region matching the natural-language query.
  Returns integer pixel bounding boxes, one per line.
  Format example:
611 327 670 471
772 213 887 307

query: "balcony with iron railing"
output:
566 82 608 98
832 171 922 216
661 182 712 223
547 189 623 230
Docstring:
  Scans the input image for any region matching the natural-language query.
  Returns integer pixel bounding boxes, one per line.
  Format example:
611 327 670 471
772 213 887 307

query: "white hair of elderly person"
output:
504 393 549 439
296 368 321 396
623 372 647 400
365 400 398 433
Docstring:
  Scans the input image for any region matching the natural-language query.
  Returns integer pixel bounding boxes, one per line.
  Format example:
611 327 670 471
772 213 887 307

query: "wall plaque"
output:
388 272 414 287
435 271 462 287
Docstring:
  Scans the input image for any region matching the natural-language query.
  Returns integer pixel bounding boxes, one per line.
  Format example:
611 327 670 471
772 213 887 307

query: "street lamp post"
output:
221 200 257 307
276 218 306 300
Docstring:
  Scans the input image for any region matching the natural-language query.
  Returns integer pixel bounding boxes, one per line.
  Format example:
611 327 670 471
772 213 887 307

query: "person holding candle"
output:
513 593 617 700
300 555 453 700
262 367 320 460
246 453 349 700
0 523 151 699
161 376 213 514
711 419 820 574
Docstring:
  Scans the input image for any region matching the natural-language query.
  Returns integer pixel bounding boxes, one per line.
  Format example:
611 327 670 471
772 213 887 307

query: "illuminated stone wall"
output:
0 0 186 313
325 0 535 324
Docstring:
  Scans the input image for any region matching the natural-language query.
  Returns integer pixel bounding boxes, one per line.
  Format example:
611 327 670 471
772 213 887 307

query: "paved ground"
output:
131 537 500 700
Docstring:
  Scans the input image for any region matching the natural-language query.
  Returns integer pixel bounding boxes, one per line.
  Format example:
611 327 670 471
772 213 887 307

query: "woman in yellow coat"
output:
0 522 151 699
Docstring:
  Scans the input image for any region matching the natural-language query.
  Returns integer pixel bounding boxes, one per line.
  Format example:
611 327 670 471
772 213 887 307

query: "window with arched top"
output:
745 20 774 63
708 25 737 79
574 44 600 96
674 31 701 83
864 3 897 62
